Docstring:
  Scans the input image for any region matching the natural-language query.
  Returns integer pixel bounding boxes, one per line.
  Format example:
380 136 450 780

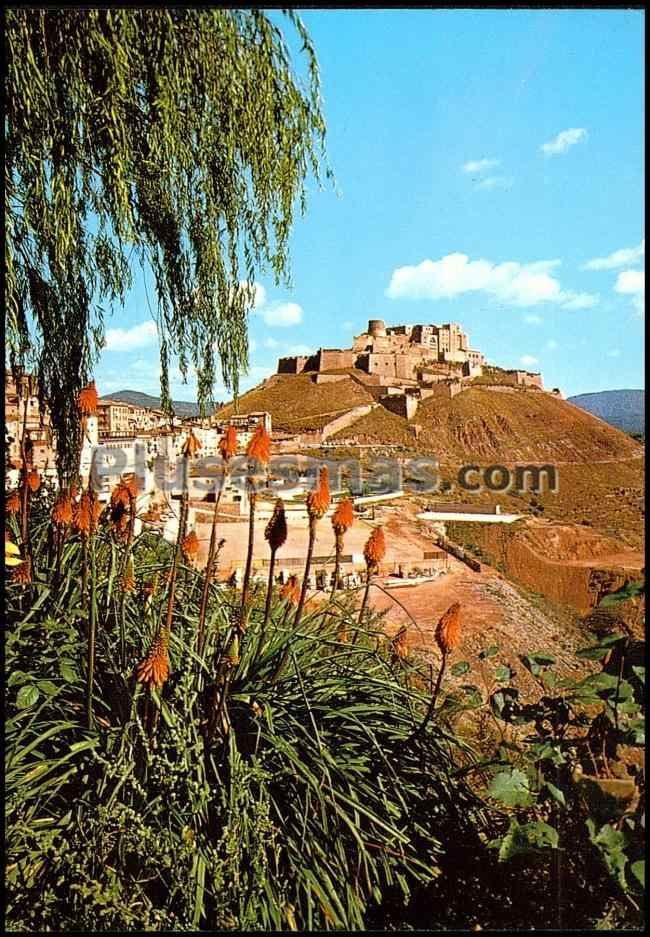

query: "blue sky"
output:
96 8 644 402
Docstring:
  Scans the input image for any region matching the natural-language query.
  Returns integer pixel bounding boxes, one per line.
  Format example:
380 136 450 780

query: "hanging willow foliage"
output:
5 8 331 481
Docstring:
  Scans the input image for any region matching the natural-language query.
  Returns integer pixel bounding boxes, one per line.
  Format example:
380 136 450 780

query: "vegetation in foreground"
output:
5 424 645 931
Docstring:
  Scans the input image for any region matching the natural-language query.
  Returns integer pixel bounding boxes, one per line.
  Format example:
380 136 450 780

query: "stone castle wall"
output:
276 319 544 391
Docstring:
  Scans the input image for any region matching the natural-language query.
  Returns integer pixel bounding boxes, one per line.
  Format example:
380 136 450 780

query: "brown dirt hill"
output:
219 376 641 464
444 518 644 615
336 386 642 464
216 373 375 431
217 377 643 544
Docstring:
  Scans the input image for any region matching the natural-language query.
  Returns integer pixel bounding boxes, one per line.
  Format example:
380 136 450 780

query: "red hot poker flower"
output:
246 420 271 467
306 467 330 520
363 526 386 572
331 498 354 535
435 602 462 655
78 381 98 416
219 425 238 462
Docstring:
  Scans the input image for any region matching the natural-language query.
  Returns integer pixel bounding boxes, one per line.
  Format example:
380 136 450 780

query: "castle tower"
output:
368 319 387 338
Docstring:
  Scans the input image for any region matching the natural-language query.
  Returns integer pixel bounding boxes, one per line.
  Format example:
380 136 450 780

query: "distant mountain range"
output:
568 389 644 435
100 390 222 419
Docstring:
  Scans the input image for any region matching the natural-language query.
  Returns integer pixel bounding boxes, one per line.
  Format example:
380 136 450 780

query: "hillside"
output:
222 374 642 464
216 375 644 546
216 373 375 431
568 389 644 435
100 389 223 418
342 386 643 463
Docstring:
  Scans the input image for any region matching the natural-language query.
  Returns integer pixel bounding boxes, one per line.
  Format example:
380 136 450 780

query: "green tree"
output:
6 8 331 480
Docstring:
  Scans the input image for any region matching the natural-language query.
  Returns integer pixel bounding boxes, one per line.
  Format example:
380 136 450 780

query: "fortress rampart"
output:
276 320 544 413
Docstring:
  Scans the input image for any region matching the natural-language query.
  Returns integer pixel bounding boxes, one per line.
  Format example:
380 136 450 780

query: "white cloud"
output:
545 339 559 350
477 175 512 190
462 158 500 174
104 320 158 352
520 355 539 367
607 349 621 358
540 127 587 156
263 337 281 348
524 314 542 325
249 338 257 353
255 301 303 327
561 292 600 310
583 239 645 271
287 344 314 356
386 252 598 310
615 268 645 315
238 281 267 308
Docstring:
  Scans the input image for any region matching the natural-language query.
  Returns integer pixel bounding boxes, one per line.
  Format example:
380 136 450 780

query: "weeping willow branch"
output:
6 9 332 482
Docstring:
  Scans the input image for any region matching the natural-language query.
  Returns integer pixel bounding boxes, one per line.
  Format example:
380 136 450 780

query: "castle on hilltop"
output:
274 318 544 422
279 319 489 385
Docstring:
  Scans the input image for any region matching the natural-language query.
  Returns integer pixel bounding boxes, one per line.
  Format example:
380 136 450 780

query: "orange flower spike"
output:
73 493 91 537
182 529 200 561
12 558 32 585
246 419 271 466
73 491 101 537
52 493 73 526
218 425 238 462
363 526 386 572
110 481 131 509
279 574 301 606
265 498 288 552
435 602 462 655
26 468 41 492
331 497 354 535
78 381 98 416
5 490 21 515
135 634 170 690
181 429 202 459
306 467 330 520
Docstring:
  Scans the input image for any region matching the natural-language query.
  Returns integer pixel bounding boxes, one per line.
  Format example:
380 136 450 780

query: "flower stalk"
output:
239 420 271 629
409 603 462 744
330 497 354 599
356 525 386 631
294 467 330 631
196 425 237 661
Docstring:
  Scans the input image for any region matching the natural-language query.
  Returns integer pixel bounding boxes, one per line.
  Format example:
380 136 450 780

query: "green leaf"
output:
7 670 29 687
59 659 78 682
494 664 513 682
576 632 627 659
599 581 644 607
632 665 645 685
631 860 644 888
479 645 499 660
521 653 555 676
16 685 40 710
497 818 558 861
587 820 630 891
36 680 59 696
488 769 535 807
543 781 566 807
451 660 470 677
